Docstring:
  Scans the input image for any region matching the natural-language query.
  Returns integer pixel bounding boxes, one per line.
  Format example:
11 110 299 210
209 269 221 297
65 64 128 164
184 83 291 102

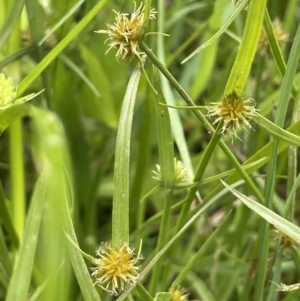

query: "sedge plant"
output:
1 1 300 301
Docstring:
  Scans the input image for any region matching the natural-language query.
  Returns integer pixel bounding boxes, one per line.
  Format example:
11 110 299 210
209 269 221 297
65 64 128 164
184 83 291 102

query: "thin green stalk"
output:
0 0 25 49
5 177 45 301
175 122 223 234
112 62 144 248
6 0 24 241
285 78 300 221
172 210 233 288
166 21 207 67
149 189 173 294
283 0 298 33
135 283 153 301
264 9 298 97
132 92 154 230
17 0 109 96
149 66 175 295
139 42 210 129
181 0 248 64
0 182 19 248
9 120 25 240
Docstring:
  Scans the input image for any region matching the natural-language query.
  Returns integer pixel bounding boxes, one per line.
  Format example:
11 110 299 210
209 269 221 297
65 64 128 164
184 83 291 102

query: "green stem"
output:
149 66 175 294
264 9 298 97
6 0 24 241
175 122 223 233
139 41 211 130
9 120 25 240
17 0 109 96
172 210 233 288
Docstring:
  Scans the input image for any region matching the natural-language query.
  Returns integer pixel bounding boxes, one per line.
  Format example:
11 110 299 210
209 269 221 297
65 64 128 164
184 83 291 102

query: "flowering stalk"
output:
149 66 175 294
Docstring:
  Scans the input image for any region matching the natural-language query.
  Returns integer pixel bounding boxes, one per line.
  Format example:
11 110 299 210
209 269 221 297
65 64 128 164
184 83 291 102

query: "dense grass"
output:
1 0 300 300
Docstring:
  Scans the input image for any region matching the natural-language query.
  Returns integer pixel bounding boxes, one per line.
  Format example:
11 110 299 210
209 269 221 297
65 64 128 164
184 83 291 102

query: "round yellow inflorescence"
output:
152 158 189 184
271 230 298 256
91 243 143 295
170 286 189 301
259 19 289 56
95 2 157 61
0 73 17 107
208 92 257 138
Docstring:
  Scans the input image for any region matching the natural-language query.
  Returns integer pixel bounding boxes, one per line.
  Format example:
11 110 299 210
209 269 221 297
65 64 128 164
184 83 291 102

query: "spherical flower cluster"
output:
0 73 17 107
259 19 288 56
95 2 157 61
91 243 143 295
271 230 298 256
153 158 189 184
170 286 189 301
208 92 257 139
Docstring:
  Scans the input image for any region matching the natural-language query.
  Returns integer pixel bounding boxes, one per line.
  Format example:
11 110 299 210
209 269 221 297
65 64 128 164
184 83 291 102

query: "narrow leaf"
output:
221 180 300 244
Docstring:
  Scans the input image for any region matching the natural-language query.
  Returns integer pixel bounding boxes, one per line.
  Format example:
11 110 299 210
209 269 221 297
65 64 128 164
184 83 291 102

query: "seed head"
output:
95 2 157 61
153 158 189 184
91 243 143 295
170 286 189 301
0 73 17 107
273 282 300 292
208 91 257 139
259 19 289 56
271 230 298 256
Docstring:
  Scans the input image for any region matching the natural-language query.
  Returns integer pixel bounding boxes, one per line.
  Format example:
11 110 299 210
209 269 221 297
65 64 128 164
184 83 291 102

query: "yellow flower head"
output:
91 243 143 295
271 230 298 256
95 2 157 61
170 286 189 301
153 158 189 184
259 19 289 56
0 73 17 107
208 91 257 138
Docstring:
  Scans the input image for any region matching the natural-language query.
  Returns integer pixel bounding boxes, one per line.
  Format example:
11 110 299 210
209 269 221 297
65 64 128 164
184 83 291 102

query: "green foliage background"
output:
0 0 300 300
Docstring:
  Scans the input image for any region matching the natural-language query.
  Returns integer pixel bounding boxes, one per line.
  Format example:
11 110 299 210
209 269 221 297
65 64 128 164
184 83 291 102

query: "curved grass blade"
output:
0 0 25 50
17 0 109 95
222 180 300 244
264 10 298 97
64 192 101 301
112 61 144 248
38 0 85 46
0 182 19 248
253 114 300 147
0 103 30 134
0 47 37 69
116 181 244 301
59 53 101 98
31 106 101 301
181 0 248 64
5 177 45 301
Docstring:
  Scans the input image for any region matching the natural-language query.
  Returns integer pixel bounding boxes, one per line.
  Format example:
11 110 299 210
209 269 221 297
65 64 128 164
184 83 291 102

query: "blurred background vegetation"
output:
1 0 300 300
